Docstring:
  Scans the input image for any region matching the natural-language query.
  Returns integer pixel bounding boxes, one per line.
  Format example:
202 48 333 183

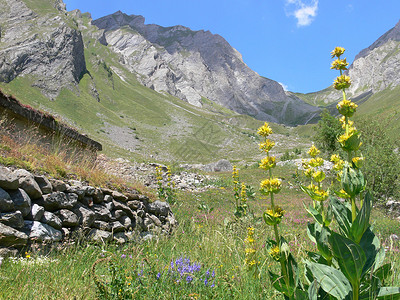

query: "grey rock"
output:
113 232 129 244
15 169 42 199
34 175 52 194
41 211 62 230
92 204 112 222
112 200 134 219
24 221 62 243
87 228 113 243
111 221 125 233
30 204 45 221
67 185 85 200
72 203 96 227
85 186 96 196
146 213 162 227
112 190 128 202
81 196 94 207
127 200 143 211
105 201 114 212
0 211 24 229
55 209 79 227
119 215 133 230
0 0 86 100
93 189 104 204
0 187 15 212
0 247 19 258
146 200 171 217
0 222 28 247
50 179 67 192
104 195 113 203
0 166 19 190
39 192 77 211
93 220 112 231
113 210 126 219
9 188 31 217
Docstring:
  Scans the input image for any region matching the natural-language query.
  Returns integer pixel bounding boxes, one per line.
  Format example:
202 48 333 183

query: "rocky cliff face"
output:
306 20 400 105
0 0 86 100
92 11 319 125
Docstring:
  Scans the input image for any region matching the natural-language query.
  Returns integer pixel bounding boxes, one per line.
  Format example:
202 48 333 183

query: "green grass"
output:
1 165 399 299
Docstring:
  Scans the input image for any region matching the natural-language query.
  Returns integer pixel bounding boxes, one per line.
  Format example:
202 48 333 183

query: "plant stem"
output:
351 197 357 222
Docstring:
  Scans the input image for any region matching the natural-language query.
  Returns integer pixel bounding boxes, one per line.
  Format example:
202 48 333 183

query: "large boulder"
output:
23 221 62 243
0 211 24 229
38 192 78 211
0 187 15 212
8 188 31 217
55 209 79 227
34 175 53 194
146 200 171 217
72 203 95 227
91 204 112 222
0 166 19 190
0 223 28 247
14 169 42 199
87 228 113 243
40 211 62 230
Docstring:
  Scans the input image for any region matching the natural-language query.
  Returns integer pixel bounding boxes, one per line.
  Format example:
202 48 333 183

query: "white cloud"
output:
285 0 319 27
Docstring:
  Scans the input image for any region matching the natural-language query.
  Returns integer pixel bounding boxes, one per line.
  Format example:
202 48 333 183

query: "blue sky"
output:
64 0 400 93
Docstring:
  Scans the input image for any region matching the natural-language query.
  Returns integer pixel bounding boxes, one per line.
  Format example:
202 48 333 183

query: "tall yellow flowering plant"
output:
297 47 400 300
258 123 305 299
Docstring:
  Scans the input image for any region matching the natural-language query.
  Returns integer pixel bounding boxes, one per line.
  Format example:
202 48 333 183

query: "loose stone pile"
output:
0 166 177 257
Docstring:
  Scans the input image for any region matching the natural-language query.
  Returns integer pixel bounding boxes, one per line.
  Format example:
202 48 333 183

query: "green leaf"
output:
304 202 324 225
330 196 352 237
307 222 317 244
374 264 393 282
316 224 332 261
329 232 366 287
350 191 372 243
269 271 289 295
377 287 400 299
306 261 352 300
324 201 333 227
359 228 382 275
360 275 380 300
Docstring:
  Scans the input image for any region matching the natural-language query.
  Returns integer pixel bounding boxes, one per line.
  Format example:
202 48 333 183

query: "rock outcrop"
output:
92 11 320 125
0 165 177 257
0 0 86 99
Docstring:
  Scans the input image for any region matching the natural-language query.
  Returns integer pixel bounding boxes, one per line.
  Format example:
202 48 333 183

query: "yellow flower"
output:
313 170 326 183
352 156 364 168
265 206 286 218
337 99 358 117
259 156 276 170
259 139 275 152
331 47 345 58
304 168 314 178
339 116 354 129
330 154 341 164
232 165 239 179
260 178 282 195
308 145 320 158
338 128 362 151
333 75 352 90
309 157 324 168
302 159 310 169
245 248 256 254
257 122 273 137
268 245 280 261
331 58 349 70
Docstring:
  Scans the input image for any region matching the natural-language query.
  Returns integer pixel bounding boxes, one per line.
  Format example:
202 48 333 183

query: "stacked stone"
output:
0 166 177 257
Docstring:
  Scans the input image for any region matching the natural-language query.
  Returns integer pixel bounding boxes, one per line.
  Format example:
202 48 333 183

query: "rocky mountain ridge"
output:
92 11 320 125
300 20 400 106
0 0 86 100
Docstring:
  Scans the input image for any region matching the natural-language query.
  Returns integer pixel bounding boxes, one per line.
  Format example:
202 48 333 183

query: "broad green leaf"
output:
307 222 317 244
350 191 372 243
359 228 381 275
308 280 319 300
330 232 366 286
374 246 386 272
377 287 400 299
280 237 300 296
303 202 324 225
374 264 393 282
307 251 328 265
306 261 352 300
324 201 333 227
316 224 332 261
330 196 352 237
269 271 289 295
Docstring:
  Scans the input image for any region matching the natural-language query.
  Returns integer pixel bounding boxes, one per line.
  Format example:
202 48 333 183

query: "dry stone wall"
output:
0 165 177 257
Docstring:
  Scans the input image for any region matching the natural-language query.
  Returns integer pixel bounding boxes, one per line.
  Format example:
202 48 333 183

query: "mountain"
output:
91 11 320 126
298 20 400 108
